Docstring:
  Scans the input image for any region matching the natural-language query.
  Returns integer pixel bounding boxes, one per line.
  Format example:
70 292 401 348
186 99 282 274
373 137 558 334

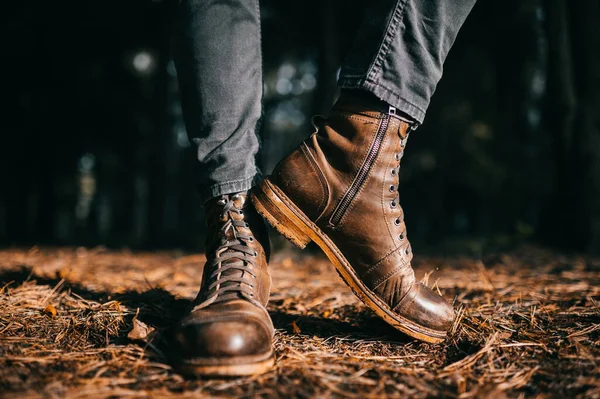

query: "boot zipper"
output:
328 106 396 227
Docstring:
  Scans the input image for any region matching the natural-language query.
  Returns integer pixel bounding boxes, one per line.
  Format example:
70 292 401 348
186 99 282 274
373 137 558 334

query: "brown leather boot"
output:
171 192 274 376
251 92 454 343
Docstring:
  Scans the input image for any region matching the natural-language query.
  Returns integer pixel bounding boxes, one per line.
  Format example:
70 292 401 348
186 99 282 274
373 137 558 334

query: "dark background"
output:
1 0 599 254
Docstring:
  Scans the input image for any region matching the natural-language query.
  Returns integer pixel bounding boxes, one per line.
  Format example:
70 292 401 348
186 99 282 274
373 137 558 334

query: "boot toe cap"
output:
172 318 272 361
394 283 455 333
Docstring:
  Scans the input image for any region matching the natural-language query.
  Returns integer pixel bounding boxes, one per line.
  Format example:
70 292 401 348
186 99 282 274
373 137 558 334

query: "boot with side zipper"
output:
170 192 274 376
251 91 454 343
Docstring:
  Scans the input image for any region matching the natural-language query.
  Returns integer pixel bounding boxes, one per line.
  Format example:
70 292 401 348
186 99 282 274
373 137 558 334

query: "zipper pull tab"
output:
388 105 419 131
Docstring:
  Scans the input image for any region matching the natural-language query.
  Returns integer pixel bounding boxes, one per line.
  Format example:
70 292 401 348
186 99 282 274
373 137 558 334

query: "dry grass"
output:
0 245 599 398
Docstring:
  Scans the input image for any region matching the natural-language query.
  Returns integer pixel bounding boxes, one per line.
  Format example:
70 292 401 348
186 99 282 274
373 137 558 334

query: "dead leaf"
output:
454 373 466 395
291 320 301 334
43 304 57 318
128 318 155 341
107 301 122 312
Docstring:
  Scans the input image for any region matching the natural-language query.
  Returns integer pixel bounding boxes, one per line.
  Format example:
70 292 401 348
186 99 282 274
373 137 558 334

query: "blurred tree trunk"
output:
569 1 600 253
541 0 600 253
496 0 549 237
147 1 177 248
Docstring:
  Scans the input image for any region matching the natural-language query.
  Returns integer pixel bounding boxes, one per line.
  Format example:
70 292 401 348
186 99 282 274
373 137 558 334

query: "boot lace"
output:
195 194 259 308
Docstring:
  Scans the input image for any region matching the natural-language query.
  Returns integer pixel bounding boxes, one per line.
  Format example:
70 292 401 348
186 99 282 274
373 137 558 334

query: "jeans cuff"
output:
198 173 263 205
338 77 427 124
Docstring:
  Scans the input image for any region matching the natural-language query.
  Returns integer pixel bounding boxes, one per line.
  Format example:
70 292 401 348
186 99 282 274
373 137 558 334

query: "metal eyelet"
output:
405 248 410 254
389 185 395 192
391 169 397 176
394 218 401 226
248 237 254 242
395 153 400 161
398 234 404 240
390 201 397 209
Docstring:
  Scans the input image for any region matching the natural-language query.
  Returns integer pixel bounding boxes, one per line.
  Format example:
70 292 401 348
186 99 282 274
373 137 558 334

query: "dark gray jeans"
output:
174 0 476 204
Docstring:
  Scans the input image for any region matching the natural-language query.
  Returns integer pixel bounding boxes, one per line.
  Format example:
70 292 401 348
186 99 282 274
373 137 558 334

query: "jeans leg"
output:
338 0 477 124
173 0 263 203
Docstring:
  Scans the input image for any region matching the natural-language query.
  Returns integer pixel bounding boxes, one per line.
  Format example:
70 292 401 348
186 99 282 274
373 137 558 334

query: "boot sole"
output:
251 178 447 343
175 353 275 377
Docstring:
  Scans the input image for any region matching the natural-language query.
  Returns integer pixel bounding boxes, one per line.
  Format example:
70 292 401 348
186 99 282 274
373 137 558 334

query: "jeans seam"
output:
365 0 409 83
198 173 262 204
365 80 426 115
338 76 426 122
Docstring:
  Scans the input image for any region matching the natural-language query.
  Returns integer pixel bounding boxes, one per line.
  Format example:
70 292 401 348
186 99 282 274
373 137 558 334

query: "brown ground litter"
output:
0 246 599 398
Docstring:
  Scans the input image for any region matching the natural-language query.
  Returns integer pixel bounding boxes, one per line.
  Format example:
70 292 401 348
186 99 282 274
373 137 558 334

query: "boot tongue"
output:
205 193 247 241
231 193 247 209
226 194 247 238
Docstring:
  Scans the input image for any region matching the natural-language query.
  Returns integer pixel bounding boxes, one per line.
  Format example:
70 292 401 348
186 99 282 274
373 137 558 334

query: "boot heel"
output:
251 179 312 249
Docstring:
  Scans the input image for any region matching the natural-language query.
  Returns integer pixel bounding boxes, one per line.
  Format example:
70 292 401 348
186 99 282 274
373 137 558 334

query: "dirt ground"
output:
1 244 599 398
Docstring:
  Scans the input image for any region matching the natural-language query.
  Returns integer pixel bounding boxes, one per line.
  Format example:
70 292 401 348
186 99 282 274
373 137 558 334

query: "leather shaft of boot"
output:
271 95 415 310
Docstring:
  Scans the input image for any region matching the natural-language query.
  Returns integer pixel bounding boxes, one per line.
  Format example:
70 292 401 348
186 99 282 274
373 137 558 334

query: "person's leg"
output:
339 0 477 124
170 0 274 377
251 1 476 343
173 0 263 204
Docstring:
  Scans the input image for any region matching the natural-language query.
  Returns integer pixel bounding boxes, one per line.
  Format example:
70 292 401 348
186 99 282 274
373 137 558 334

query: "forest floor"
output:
0 244 599 398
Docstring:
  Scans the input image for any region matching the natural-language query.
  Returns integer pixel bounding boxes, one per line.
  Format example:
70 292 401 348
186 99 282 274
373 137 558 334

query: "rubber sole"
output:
251 178 446 344
175 354 275 377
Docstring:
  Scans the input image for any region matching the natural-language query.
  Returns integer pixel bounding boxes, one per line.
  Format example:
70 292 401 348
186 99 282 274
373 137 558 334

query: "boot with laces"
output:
171 192 274 376
251 91 454 343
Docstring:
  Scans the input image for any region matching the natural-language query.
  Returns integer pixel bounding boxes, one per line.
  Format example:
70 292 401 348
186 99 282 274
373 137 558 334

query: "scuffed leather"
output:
174 301 272 358
271 143 329 222
393 283 455 332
